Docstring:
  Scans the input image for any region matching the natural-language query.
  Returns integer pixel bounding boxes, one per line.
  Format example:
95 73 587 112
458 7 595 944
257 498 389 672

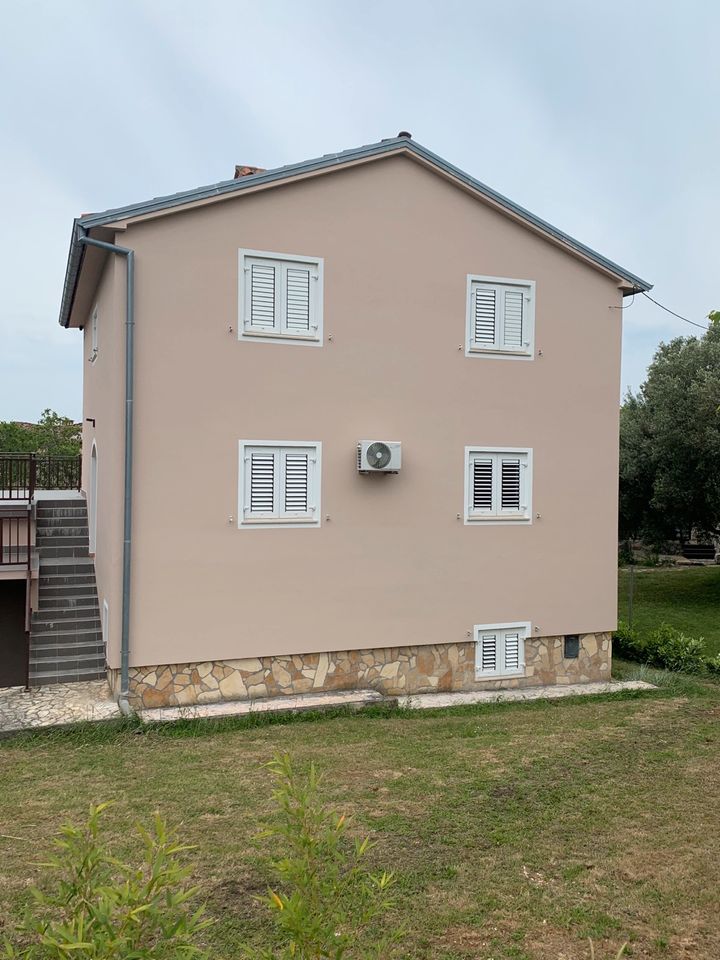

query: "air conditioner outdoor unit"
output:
357 440 402 474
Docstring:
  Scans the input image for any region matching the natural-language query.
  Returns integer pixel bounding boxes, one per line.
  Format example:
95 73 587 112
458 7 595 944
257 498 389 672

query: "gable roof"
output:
59 135 652 327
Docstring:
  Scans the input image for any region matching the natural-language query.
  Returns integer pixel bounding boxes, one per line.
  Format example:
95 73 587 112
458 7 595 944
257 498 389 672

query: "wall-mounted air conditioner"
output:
357 441 402 474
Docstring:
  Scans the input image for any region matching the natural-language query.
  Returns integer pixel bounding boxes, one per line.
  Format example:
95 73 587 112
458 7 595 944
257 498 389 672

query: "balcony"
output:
0 454 82 502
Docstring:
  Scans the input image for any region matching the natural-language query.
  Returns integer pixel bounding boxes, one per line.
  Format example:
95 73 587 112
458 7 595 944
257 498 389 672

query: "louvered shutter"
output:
472 458 494 513
502 289 524 348
284 452 310 514
503 632 521 672
248 452 275 515
500 458 521 512
479 634 498 673
473 286 496 347
285 267 312 334
249 263 277 330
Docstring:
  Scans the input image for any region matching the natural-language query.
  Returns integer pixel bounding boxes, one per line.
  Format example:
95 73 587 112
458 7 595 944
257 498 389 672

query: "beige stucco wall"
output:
91 154 622 670
81 255 124 666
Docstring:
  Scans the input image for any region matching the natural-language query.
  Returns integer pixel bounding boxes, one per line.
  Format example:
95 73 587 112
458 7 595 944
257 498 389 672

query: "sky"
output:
0 0 718 422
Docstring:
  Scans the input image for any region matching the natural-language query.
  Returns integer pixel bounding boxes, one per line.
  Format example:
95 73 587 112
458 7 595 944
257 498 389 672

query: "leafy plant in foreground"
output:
2 802 211 960
247 753 402 960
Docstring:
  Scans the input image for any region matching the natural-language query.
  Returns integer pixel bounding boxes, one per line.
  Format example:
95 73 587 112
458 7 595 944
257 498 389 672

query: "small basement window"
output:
465 447 532 523
238 249 323 345
238 441 321 528
474 622 530 678
466 275 535 358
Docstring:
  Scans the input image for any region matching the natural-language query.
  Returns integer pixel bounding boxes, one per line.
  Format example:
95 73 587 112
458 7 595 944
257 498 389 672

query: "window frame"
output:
464 446 533 525
238 249 324 346
465 275 535 359
474 621 530 679
238 440 322 529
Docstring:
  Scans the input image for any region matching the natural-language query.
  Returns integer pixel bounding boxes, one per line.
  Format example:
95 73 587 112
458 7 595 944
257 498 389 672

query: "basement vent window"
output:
474 622 530 679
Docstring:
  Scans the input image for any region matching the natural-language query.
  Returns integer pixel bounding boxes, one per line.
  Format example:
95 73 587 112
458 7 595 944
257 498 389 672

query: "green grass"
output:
618 564 720 655
1 673 719 959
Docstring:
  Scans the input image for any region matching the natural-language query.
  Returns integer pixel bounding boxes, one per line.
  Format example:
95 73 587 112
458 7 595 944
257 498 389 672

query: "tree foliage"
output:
619 312 720 543
0 410 81 457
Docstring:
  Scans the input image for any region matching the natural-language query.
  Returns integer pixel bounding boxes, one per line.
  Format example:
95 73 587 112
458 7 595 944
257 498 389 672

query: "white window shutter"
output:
473 286 496 346
480 634 498 673
248 452 275 514
504 632 521 672
502 289 524 348
284 453 310 513
249 263 277 329
285 267 312 333
472 458 494 512
500 458 521 512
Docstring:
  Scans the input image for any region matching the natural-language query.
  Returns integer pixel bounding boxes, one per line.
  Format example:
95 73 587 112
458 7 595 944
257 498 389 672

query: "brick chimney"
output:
234 165 265 179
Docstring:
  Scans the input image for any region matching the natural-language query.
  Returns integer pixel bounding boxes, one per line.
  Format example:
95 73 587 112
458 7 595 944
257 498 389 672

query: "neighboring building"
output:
49 133 650 708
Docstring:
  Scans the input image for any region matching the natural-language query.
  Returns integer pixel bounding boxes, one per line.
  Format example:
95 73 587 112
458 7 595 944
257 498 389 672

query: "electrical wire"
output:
640 291 710 331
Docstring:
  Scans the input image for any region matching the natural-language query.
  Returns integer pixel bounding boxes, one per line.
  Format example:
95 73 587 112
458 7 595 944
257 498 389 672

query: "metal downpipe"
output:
78 232 134 716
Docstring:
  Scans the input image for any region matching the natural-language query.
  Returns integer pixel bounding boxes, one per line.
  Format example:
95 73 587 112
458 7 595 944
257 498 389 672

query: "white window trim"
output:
238 249 324 347
464 446 533 525
238 440 322 529
89 305 98 362
465 275 535 360
474 621 530 679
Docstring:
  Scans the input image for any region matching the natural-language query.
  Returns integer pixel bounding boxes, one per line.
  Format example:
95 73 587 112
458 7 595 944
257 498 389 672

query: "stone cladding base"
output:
115 633 612 710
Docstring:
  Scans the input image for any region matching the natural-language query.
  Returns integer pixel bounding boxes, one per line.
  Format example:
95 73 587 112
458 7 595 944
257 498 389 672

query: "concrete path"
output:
0 680 119 733
138 679 654 724
0 679 655 733
397 679 655 709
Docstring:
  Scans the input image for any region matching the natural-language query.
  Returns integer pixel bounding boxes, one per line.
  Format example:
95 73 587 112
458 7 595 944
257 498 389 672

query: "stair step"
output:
39 560 95 576
34 499 84 509
38 546 91 559
36 514 88 526
36 527 89 539
37 535 89 547
30 642 105 660
40 572 96 585
31 616 101 634
33 604 99 621
38 593 98 608
29 666 106 685
31 625 102 641
40 584 97 598
29 650 104 665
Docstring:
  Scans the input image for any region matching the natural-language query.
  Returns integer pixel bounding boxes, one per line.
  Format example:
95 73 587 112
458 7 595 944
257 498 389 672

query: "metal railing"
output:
0 510 30 566
0 454 81 500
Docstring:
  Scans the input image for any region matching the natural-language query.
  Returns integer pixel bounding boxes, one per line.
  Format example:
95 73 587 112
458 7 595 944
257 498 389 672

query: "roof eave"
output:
59 136 652 327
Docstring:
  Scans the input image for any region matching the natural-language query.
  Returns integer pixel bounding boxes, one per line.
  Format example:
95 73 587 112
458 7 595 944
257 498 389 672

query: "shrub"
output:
614 620 712 676
2 802 211 960
247 753 402 960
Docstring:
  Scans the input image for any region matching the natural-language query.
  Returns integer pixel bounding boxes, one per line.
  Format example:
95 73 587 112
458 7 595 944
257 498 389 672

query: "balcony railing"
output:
0 509 31 566
0 454 82 500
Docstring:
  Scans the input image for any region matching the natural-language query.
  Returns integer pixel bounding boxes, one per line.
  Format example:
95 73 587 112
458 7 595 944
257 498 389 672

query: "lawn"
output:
618 564 720 655
1 670 719 959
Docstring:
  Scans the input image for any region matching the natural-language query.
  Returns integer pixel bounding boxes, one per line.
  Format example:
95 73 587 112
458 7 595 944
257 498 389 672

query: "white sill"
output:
240 515 319 529
466 514 530 523
241 329 319 343
467 346 532 357
475 671 526 681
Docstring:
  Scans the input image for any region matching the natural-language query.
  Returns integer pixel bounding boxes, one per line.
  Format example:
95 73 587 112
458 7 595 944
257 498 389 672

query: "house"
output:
18 133 652 707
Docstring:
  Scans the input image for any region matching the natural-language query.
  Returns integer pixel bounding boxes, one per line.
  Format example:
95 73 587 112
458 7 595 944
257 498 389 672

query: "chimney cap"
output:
397 130 412 139
234 164 265 179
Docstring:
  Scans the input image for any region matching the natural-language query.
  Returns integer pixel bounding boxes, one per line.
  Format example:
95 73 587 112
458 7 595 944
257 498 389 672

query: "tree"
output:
0 410 81 456
619 311 720 544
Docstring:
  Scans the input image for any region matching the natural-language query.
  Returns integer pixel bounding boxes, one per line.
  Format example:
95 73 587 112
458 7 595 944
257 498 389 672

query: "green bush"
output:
2 802 211 960
614 620 712 676
247 753 402 960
